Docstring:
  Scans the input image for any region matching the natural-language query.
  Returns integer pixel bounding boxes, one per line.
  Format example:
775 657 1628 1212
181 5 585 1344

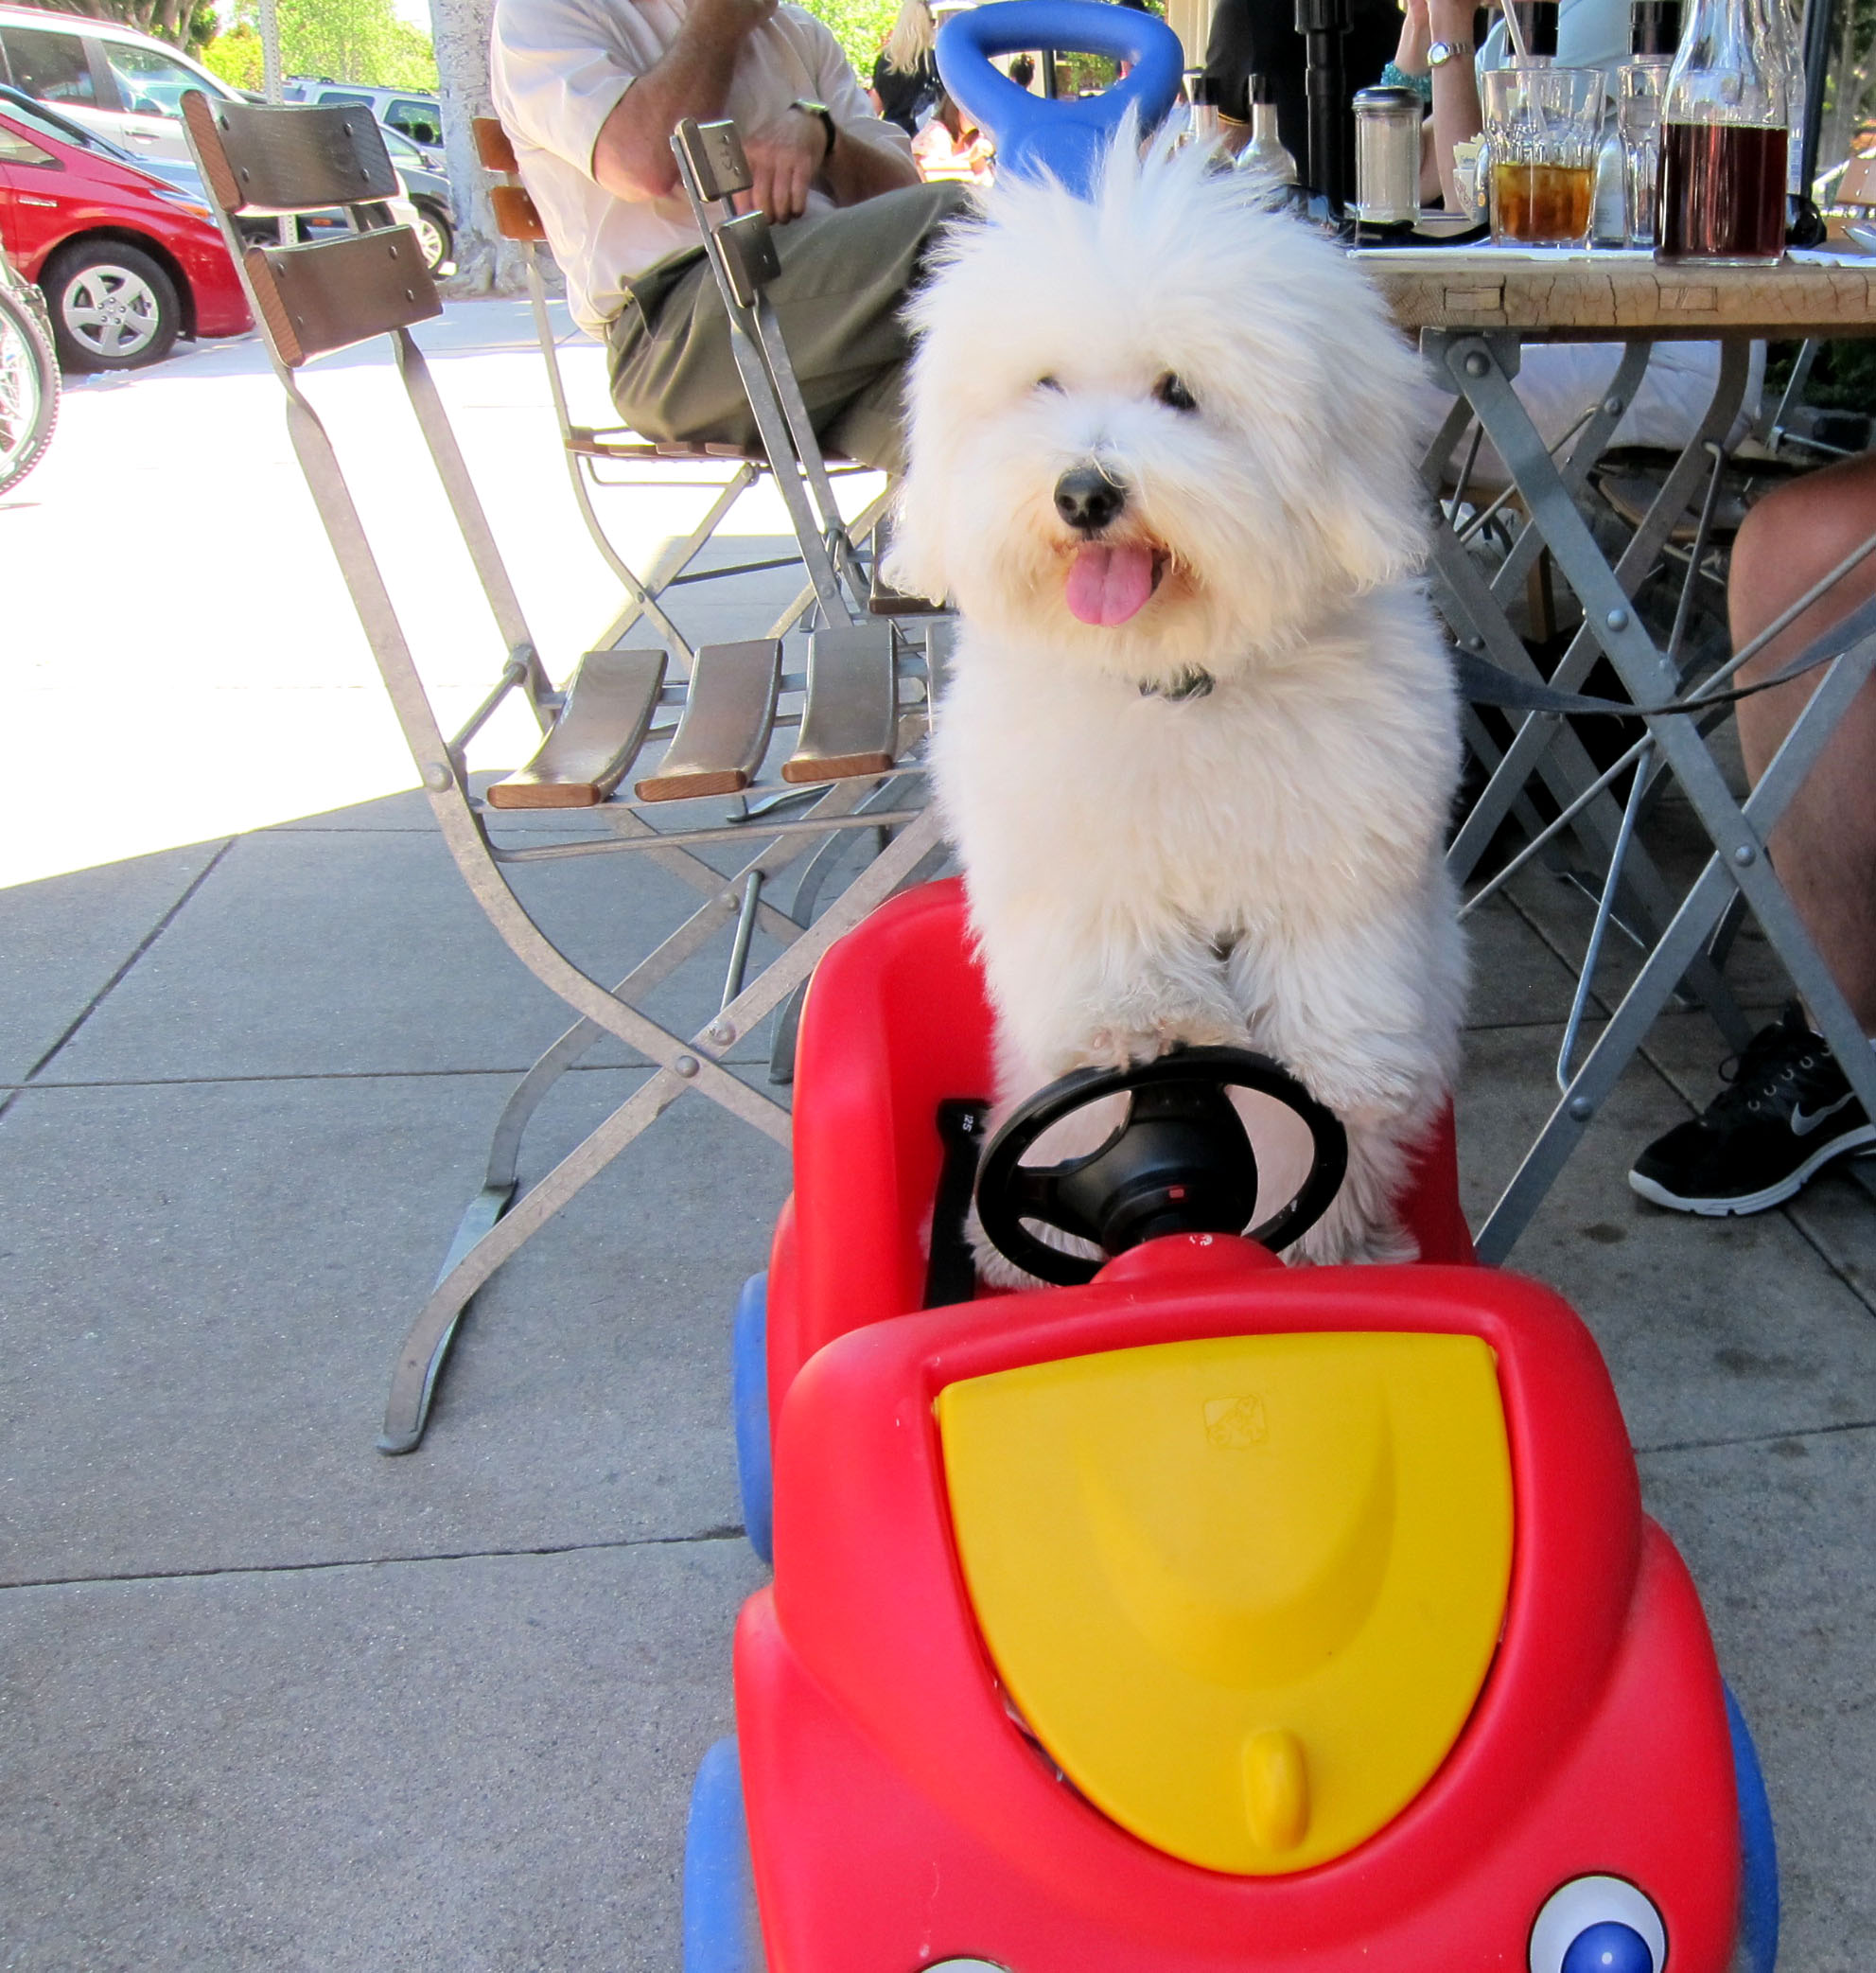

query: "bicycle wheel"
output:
0 283 59 496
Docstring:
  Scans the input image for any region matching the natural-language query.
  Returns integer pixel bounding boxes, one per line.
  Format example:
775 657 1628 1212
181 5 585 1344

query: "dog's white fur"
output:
885 134 1467 1269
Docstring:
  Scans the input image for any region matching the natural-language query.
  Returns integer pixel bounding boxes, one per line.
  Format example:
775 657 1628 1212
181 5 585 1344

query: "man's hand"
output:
739 106 830 223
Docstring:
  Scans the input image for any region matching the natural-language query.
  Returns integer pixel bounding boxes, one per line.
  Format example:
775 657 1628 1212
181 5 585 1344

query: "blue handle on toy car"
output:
934 0 1184 194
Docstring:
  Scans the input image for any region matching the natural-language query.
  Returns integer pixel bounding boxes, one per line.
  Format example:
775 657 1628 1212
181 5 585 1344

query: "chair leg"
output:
378 804 943 1453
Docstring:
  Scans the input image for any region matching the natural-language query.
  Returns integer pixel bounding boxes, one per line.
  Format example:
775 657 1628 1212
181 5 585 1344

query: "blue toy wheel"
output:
682 1738 765 1973
732 1273 773 1566
935 0 1184 194
1726 1682 1780 1973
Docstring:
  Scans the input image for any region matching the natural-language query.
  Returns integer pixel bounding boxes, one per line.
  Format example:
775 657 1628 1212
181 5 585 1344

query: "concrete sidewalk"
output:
4 302 1875 1970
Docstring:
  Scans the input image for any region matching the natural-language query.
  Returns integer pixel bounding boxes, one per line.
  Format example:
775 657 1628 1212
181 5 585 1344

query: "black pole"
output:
1799 0 1832 190
1295 0 1352 214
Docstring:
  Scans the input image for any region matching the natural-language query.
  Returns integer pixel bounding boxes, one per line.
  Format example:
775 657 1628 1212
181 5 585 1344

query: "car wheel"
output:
44 241 181 372
412 203 453 275
0 283 60 494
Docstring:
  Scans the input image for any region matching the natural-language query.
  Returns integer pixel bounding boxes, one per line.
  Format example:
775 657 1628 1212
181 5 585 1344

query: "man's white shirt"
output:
491 0 913 337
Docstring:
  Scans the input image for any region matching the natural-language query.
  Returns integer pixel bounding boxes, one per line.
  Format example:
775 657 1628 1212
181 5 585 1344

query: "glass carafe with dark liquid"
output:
1656 0 1789 263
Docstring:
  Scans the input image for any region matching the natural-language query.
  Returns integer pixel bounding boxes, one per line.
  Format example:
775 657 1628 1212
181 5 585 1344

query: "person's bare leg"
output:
1730 449 1876 1033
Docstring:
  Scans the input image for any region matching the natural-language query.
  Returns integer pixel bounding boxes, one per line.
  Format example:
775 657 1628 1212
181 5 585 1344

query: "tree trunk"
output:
429 0 533 292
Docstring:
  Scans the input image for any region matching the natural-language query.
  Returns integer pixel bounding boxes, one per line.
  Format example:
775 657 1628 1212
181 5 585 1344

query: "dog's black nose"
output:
1054 465 1128 533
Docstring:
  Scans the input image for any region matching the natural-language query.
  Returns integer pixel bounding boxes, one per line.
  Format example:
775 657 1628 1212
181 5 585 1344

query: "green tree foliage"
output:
201 0 438 91
200 21 261 87
795 0 899 79
29 0 217 55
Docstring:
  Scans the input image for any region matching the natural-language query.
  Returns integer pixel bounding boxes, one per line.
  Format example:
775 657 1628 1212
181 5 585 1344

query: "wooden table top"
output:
1353 247 1876 340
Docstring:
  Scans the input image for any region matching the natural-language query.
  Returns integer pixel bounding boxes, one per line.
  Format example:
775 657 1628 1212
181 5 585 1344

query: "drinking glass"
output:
1619 60 1671 247
1482 66 1606 246
1657 0 1789 263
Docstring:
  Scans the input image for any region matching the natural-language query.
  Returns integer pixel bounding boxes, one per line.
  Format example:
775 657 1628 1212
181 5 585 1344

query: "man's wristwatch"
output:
791 98 837 163
1426 37 1473 65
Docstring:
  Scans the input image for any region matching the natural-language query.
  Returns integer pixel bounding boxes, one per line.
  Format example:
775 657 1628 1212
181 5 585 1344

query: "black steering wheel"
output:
973 1047 1349 1286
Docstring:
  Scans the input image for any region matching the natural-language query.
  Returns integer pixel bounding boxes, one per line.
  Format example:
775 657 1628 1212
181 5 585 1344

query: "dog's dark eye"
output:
1154 372 1198 413
1035 375 1063 394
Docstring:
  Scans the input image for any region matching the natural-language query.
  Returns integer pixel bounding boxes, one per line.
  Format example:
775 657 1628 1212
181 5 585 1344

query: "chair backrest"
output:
184 92 398 213
472 116 520 175
668 115 864 621
182 91 441 368
1838 153 1876 208
470 115 549 244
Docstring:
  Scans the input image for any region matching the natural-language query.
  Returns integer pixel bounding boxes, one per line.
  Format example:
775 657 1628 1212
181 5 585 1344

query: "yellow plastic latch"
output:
936 1332 1513 1876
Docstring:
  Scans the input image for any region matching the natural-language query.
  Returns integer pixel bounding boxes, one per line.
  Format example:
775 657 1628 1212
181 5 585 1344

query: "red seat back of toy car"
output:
769 879 1474 1422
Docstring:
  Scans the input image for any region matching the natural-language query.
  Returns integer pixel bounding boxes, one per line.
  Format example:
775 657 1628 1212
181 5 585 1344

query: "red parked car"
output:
0 84 247 370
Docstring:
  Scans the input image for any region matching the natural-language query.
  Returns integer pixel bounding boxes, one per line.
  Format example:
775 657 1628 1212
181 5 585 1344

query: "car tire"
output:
44 240 181 372
0 283 60 494
412 203 453 275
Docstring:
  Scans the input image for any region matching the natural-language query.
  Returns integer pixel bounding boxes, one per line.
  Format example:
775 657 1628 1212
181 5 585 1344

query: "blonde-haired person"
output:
873 0 940 133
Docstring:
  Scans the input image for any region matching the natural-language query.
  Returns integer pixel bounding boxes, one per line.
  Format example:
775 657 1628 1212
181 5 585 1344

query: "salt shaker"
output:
1353 85 1422 228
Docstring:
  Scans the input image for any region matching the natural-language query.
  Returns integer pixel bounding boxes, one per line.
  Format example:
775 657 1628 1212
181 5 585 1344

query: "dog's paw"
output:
1068 1017 1247 1077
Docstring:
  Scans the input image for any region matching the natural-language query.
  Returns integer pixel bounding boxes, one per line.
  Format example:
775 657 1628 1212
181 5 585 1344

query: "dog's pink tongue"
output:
1065 542 1155 626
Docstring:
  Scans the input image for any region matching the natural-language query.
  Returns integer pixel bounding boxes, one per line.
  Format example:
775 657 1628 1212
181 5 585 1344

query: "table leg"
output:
1476 619 1876 1260
1449 335 1876 1256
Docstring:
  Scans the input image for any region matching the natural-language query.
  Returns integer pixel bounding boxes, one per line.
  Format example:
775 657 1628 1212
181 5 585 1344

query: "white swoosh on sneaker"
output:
1791 1093 1855 1136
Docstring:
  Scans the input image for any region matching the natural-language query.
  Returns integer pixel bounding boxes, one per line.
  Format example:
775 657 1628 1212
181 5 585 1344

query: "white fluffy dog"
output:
884 132 1467 1270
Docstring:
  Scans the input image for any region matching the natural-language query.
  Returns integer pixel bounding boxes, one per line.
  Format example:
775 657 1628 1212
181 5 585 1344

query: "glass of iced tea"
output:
1483 67 1607 247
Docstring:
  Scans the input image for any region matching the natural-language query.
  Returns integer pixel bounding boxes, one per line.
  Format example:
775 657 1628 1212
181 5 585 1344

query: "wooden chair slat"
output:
782 625 898 784
636 640 781 802
487 648 668 808
244 229 441 368
1837 155 1876 207
472 116 520 175
183 92 397 215
490 183 547 242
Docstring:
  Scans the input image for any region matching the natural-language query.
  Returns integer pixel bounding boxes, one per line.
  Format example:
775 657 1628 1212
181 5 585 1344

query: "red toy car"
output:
691 879 1779 1973
0 85 249 369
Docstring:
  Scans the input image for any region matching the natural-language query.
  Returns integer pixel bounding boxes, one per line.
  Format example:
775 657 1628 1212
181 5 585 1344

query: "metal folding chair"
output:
471 116 886 664
182 91 951 1453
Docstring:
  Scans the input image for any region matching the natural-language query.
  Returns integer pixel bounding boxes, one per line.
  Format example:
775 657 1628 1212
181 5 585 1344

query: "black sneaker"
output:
1630 1002 1876 1215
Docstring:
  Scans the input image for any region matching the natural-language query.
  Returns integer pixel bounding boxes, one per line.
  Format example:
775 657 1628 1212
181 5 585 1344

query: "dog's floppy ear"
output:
1306 331 1432 592
1312 449 1428 591
881 409 952 604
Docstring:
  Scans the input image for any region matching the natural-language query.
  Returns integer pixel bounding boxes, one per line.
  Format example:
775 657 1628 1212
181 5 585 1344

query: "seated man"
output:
1631 451 1876 1214
491 0 970 473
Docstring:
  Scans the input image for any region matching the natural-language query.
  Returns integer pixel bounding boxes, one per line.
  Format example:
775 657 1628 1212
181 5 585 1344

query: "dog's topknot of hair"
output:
903 117 1411 390
887 115 1435 647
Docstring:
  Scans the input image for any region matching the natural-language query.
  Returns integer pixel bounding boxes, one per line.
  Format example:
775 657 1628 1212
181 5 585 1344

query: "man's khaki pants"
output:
607 180 970 476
